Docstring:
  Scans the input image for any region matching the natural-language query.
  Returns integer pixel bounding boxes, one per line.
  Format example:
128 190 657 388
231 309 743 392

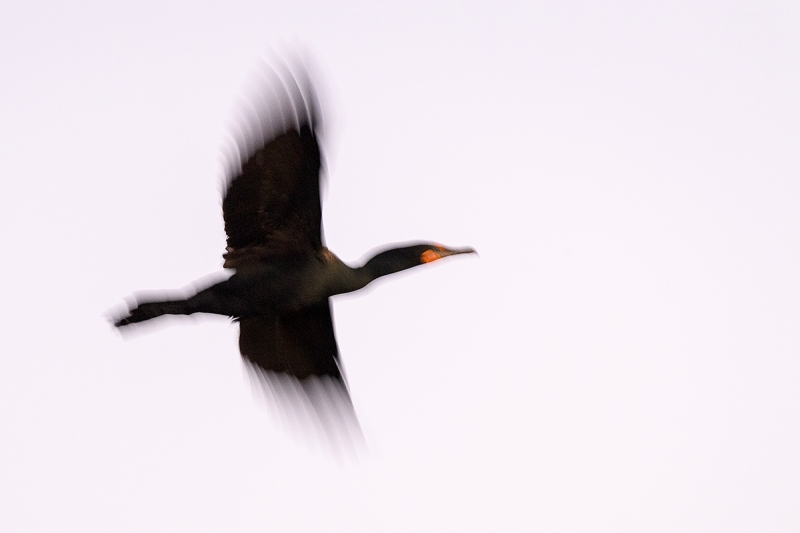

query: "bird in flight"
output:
113 60 475 434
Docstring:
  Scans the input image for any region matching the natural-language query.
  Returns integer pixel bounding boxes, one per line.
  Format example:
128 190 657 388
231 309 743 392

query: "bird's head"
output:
363 243 476 281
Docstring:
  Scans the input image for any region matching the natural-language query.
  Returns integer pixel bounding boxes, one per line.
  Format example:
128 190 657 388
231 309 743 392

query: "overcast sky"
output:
2 1 799 531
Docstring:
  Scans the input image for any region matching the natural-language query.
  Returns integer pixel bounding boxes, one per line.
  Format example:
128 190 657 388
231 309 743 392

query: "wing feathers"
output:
222 61 324 264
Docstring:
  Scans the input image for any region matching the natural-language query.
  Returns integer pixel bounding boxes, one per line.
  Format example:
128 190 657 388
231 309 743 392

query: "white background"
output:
2 1 799 531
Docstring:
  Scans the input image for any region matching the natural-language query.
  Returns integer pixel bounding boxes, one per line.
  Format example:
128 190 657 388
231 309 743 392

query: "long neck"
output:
359 248 421 282
327 246 424 296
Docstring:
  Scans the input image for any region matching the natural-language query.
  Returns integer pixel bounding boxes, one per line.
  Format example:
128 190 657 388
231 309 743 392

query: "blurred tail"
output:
113 285 236 327
114 300 193 327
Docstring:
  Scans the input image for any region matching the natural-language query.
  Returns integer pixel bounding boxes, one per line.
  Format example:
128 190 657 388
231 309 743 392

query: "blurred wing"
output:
238 300 344 381
240 300 362 450
222 62 324 266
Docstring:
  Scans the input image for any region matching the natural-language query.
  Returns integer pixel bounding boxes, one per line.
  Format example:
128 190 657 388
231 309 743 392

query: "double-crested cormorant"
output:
113 61 474 421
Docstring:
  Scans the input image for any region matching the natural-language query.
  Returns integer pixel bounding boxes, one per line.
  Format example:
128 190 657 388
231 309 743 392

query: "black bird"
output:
114 61 474 425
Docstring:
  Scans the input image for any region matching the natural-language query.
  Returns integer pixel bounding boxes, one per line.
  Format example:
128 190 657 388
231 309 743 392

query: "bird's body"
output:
114 60 474 423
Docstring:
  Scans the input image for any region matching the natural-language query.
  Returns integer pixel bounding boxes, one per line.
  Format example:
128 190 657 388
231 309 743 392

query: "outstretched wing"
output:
240 300 361 449
238 300 343 381
222 62 324 267
239 301 361 448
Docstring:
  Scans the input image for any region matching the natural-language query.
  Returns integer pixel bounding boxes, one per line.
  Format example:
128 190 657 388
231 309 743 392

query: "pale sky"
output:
2 1 800 531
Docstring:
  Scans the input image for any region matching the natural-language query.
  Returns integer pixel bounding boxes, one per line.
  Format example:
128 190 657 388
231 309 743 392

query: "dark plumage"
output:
114 61 474 423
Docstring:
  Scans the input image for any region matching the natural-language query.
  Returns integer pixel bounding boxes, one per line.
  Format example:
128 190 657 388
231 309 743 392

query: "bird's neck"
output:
324 247 422 296
359 249 420 282
316 250 372 296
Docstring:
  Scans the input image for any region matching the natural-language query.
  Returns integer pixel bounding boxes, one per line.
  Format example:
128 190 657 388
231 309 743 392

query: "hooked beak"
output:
439 245 477 258
421 244 478 264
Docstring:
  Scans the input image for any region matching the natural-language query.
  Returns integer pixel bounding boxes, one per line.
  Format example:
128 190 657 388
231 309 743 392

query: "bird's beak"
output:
421 245 478 264
439 246 477 258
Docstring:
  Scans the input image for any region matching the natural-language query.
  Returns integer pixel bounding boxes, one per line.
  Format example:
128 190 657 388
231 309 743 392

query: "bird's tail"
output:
114 285 231 327
113 299 194 327
113 277 241 327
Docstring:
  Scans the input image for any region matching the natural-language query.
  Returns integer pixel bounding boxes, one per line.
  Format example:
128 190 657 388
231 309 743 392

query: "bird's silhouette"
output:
113 60 474 436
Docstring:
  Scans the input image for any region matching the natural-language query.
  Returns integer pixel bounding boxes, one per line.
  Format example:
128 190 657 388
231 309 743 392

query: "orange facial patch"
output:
421 249 440 263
